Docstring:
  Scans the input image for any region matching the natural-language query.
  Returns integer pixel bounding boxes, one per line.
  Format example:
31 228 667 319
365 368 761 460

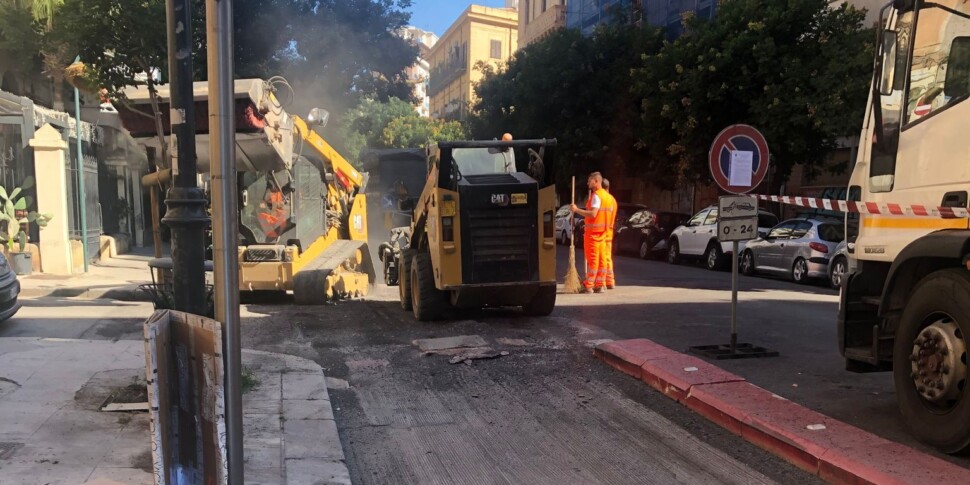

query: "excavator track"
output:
293 240 376 304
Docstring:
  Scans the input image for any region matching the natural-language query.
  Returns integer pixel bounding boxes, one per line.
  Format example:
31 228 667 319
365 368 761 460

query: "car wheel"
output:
893 269 970 453
741 250 756 276
560 230 568 246
829 256 847 289
792 258 809 284
667 239 680 265
704 243 725 271
639 240 650 260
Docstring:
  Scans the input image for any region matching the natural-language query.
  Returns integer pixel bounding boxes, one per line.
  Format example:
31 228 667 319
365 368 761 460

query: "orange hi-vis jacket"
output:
603 192 617 243
585 188 611 236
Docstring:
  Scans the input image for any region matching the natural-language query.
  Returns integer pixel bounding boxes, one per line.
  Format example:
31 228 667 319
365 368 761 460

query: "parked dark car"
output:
614 209 691 259
574 202 647 247
0 252 21 322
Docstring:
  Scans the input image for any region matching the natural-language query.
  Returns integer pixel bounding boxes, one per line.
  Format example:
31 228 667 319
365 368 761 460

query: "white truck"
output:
841 0 970 453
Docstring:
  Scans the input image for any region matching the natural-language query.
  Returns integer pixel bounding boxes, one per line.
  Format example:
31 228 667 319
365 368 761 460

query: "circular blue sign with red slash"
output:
709 124 770 194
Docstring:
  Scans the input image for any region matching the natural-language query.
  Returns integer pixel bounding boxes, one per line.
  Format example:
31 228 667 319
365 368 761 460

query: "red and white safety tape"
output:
752 195 970 219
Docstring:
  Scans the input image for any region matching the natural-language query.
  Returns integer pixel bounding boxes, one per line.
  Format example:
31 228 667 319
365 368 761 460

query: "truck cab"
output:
841 0 970 453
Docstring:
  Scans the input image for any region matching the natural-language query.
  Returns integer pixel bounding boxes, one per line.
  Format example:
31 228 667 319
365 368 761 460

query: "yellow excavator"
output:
238 80 374 303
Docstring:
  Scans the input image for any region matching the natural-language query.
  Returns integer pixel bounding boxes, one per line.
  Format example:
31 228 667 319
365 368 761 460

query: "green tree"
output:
632 0 873 185
381 115 466 148
336 97 420 160
0 1 42 89
470 25 663 187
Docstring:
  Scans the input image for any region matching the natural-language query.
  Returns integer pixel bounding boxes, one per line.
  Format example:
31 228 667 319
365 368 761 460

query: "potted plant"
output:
0 177 53 275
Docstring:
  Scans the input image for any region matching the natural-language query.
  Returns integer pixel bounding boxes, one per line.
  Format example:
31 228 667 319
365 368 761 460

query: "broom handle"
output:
570 176 575 248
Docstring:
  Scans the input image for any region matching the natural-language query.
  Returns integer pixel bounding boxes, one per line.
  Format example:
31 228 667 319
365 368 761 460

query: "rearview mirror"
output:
307 108 329 127
879 30 898 96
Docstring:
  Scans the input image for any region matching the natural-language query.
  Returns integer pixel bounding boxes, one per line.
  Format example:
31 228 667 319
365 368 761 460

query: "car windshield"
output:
758 213 779 228
451 148 515 175
817 223 845 242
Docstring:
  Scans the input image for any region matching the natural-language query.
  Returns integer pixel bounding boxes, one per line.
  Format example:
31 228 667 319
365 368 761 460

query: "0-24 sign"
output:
717 195 758 243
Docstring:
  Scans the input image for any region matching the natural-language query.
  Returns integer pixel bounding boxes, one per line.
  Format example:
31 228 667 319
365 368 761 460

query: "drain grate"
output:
688 343 779 360
0 442 23 460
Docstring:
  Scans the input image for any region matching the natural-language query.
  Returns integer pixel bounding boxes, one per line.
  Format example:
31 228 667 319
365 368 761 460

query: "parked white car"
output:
554 204 582 245
667 205 779 271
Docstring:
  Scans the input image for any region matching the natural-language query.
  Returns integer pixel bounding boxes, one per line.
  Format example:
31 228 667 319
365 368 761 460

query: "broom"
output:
564 176 583 294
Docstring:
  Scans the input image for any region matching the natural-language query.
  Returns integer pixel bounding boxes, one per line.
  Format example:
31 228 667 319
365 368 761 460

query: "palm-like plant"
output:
0 177 53 252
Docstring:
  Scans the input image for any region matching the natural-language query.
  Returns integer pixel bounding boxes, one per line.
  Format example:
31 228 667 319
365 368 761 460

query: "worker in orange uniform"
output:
571 172 611 293
602 178 617 289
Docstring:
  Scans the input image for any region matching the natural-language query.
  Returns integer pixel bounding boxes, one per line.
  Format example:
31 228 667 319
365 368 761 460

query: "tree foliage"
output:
470 26 664 187
633 0 873 185
471 0 873 188
336 96 466 162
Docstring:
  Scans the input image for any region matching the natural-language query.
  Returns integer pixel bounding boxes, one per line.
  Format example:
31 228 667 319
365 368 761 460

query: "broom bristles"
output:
564 245 583 294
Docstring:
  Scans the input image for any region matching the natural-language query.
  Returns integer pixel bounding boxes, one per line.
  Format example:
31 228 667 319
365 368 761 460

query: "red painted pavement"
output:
594 339 970 485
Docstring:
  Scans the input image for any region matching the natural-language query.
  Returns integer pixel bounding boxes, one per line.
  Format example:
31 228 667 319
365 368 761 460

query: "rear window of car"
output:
817 223 845 242
758 213 779 228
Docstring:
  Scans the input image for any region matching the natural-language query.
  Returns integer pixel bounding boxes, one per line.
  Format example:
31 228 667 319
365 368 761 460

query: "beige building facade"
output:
519 0 566 48
428 5 518 121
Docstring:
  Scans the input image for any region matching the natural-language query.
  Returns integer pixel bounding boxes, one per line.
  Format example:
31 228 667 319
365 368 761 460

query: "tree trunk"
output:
145 74 169 260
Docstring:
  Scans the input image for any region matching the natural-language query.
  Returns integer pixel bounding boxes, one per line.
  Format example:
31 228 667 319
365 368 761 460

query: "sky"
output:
407 1 511 37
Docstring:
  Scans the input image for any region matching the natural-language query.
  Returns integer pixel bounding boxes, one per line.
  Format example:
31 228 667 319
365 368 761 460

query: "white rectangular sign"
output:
718 195 758 218
729 151 753 187
718 217 759 242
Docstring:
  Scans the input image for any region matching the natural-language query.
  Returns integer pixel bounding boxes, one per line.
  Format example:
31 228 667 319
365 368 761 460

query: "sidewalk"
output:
18 248 155 301
0 338 349 485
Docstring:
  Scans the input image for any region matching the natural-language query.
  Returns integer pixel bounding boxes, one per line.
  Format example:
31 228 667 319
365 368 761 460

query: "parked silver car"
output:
740 218 845 284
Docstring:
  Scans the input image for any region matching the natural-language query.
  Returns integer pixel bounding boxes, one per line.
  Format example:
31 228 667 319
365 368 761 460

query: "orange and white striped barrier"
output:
753 195 970 219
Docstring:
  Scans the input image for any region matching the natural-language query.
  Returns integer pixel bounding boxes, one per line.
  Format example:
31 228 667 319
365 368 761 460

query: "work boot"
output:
606 285 615 290
594 287 604 293
581 287 593 294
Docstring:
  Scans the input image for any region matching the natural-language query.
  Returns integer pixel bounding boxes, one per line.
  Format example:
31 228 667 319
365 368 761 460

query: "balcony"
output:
428 51 467 97
521 4 566 47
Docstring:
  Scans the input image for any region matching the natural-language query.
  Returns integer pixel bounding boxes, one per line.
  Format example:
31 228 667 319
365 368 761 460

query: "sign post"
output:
690 125 778 359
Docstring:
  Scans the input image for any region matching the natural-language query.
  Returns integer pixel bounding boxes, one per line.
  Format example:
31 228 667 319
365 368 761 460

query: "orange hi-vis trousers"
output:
584 232 608 289
604 239 614 288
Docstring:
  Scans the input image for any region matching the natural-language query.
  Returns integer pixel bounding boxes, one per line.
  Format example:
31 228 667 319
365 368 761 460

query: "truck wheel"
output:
523 285 556 316
894 269 970 454
411 252 446 321
398 249 413 311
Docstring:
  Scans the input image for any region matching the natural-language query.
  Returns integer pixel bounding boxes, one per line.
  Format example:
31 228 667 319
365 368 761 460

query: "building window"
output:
490 40 502 59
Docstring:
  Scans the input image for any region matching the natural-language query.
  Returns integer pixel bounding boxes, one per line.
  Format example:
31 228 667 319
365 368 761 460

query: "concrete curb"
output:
593 339 970 485
243 349 351 485
19 285 152 302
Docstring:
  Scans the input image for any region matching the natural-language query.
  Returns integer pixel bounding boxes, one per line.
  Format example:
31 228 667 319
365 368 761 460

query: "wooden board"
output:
144 309 227 485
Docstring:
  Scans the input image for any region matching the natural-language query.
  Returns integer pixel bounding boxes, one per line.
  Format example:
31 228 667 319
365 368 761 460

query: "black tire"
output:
398 249 414 311
704 242 725 271
523 285 556 316
639 240 651 260
893 269 970 454
829 256 847 289
741 250 756 276
792 258 809 284
667 239 681 265
411 252 447 321
560 230 568 246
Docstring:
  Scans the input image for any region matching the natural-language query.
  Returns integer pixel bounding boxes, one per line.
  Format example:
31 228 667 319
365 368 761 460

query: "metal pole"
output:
163 0 209 316
73 56 88 273
731 240 739 352
206 0 242 482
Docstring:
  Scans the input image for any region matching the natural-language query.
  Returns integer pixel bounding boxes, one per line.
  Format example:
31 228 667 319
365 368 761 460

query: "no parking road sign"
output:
709 124 770 194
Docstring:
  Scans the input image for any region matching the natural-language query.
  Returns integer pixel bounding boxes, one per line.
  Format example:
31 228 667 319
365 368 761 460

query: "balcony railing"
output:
428 53 467 97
